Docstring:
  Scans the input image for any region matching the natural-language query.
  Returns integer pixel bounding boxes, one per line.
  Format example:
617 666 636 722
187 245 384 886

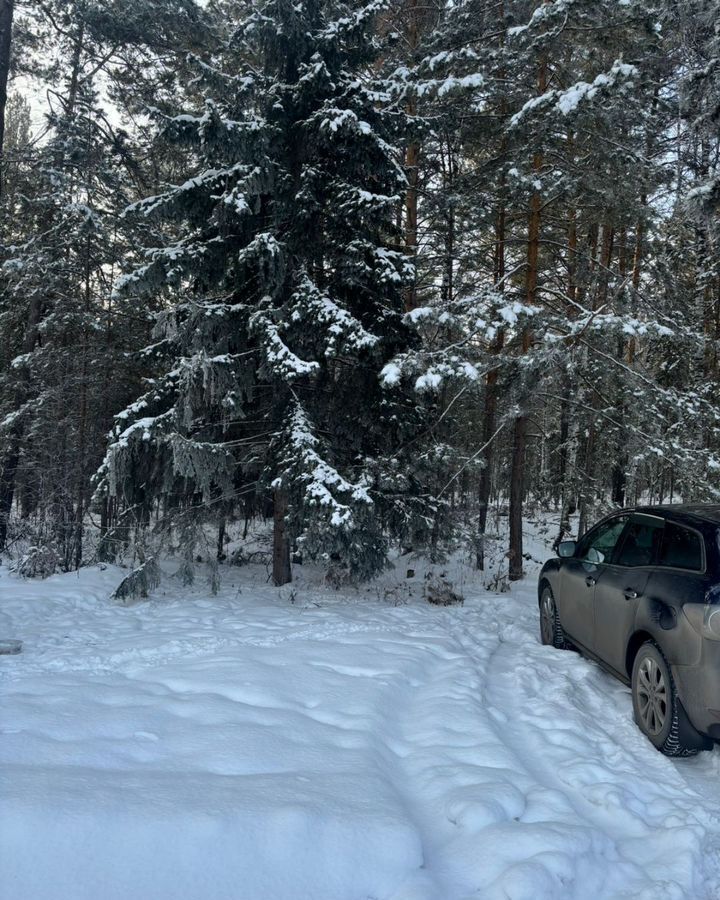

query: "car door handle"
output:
624 589 639 600
585 576 596 587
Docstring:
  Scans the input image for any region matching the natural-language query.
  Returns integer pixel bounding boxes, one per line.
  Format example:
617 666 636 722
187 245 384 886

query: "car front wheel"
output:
631 641 699 757
540 585 567 650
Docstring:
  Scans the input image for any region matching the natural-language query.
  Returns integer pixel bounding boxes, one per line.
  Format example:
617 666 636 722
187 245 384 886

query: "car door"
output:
593 513 665 675
557 514 630 651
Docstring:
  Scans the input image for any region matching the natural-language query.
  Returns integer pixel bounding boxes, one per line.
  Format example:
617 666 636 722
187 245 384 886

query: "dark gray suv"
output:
538 505 720 756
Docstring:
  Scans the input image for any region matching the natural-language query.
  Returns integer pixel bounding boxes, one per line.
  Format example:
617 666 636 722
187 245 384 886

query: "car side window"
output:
577 516 628 563
615 519 664 567
658 523 703 571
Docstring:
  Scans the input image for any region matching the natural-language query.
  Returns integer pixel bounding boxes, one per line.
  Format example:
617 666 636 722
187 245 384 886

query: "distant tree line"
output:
0 0 718 586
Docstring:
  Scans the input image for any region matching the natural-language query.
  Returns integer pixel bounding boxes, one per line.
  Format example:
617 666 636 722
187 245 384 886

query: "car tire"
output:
631 641 699 758
539 585 567 650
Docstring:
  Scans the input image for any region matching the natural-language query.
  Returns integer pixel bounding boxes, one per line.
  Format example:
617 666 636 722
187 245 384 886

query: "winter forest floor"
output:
3 521 720 900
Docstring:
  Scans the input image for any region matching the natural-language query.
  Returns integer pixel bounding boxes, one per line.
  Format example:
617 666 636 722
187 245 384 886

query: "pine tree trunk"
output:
508 410 527 581
217 516 226 561
479 51 508 571
272 487 291 586
557 202 577 512
0 444 18 549
578 220 614 524
558 212 587 533
567 203 577 304
557 407 581 547
630 215 643 295
509 172 542 581
440 132 455 305
401 0 422 312
403 132 419 311
508 26 547 581
598 224 614 308
0 0 14 198
477 158 507 570
0 283 41 550
557 374 570 507
72 228 93 570
477 335 503 570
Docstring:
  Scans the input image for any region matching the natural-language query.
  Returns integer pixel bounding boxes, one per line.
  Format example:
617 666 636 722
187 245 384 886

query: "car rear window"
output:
657 522 703 571
615 519 664 567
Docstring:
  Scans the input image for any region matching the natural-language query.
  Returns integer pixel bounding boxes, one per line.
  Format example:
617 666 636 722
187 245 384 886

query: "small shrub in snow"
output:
231 548 272 567
325 561 352 589
175 555 195 586
487 571 511 593
278 586 298 604
377 582 412 606
14 545 59 579
424 574 464 606
229 548 248 567
208 560 221 596
111 558 161 605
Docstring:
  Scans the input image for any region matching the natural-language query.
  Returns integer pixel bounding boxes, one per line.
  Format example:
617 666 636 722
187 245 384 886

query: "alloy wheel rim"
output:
637 656 668 736
541 592 555 643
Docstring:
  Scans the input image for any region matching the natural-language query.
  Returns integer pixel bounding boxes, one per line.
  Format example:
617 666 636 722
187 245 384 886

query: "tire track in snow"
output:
441 612 637 899
376 608 615 899
0 618 410 682
466 593 720 899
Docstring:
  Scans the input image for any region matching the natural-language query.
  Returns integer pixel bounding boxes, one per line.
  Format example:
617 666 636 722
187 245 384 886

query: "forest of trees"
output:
0 0 718 588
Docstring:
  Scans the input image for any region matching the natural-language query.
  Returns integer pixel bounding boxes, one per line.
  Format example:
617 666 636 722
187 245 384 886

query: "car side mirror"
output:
558 540 576 558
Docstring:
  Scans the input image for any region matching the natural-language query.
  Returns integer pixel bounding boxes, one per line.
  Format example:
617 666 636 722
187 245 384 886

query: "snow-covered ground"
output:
3 528 720 899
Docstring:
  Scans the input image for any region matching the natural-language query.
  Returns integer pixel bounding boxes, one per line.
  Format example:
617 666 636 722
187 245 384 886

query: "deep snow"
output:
3 532 720 899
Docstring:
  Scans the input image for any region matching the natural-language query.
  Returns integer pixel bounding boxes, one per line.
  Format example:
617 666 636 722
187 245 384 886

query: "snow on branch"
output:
238 232 285 273
416 72 484 99
290 273 380 356
167 434 235 498
319 0 390 42
278 401 372 529
163 100 265 142
508 0 576 37
555 311 674 341
112 236 223 297
318 106 372 136
251 303 321 380
124 162 248 219
373 246 414 284
381 290 536 391
510 60 638 127
381 356 481 392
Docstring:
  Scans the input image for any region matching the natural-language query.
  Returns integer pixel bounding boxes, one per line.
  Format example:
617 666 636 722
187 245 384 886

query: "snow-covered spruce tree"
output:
1 92 30 203
0 2 156 566
101 0 427 585
0 104 133 567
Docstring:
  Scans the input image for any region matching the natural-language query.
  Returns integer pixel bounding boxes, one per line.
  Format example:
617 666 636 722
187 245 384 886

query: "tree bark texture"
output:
272 487 292 586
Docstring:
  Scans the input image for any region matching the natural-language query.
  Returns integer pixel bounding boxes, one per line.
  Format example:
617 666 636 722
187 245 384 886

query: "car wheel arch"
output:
625 629 656 679
538 577 551 605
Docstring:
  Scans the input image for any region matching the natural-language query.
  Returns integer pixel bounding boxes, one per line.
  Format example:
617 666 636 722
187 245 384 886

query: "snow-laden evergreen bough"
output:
98 0 430 583
0 52 146 569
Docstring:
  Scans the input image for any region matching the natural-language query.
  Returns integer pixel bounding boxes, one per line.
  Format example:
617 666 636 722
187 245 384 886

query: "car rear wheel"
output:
540 585 567 650
631 641 699 757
